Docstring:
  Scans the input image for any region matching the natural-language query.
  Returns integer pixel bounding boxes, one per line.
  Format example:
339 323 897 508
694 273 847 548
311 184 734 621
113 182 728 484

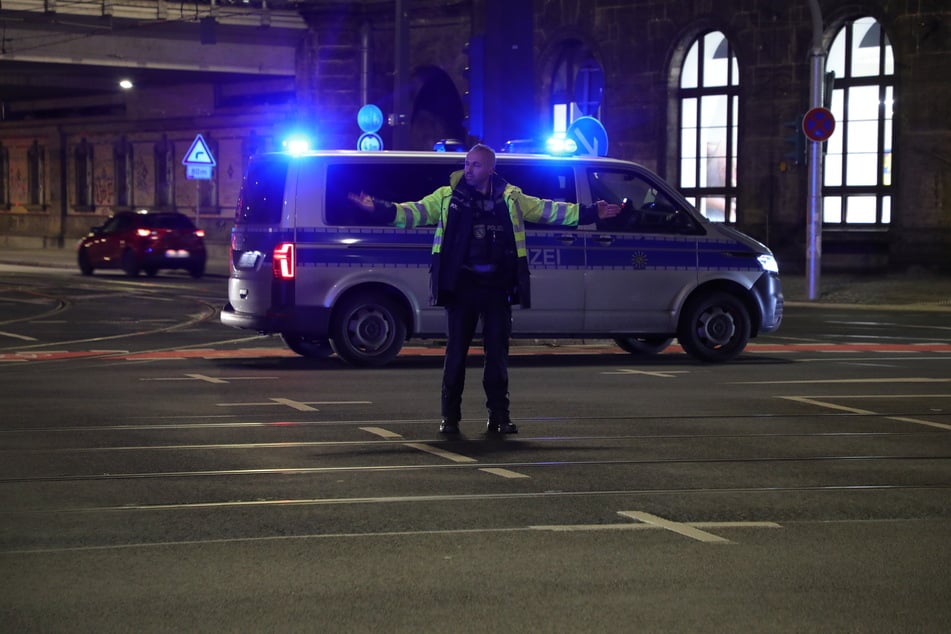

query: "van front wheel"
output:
614 337 673 356
282 334 334 359
330 293 406 367
677 291 751 362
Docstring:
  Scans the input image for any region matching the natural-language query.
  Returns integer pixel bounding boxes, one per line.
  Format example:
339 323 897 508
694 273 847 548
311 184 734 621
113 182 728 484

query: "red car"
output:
77 210 207 278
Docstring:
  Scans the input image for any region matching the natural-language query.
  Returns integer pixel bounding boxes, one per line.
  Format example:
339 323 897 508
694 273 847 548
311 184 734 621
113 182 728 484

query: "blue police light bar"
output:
282 135 313 155
545 136 578 155
433 139 467 152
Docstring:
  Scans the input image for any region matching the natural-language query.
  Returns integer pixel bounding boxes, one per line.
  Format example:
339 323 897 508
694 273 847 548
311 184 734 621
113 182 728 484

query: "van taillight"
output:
272 242 296 280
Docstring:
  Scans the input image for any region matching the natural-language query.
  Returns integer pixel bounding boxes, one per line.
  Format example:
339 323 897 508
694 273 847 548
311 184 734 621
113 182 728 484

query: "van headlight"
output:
757 254 779 274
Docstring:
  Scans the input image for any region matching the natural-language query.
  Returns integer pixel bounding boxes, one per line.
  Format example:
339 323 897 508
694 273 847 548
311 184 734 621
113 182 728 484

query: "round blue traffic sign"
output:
802 107 836 142
357 104 384 133
358 133 383 152
567 116 609 156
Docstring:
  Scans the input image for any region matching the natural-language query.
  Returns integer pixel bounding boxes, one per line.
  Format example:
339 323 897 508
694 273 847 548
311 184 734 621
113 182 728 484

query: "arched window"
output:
824 17 894 226
678 31 739 223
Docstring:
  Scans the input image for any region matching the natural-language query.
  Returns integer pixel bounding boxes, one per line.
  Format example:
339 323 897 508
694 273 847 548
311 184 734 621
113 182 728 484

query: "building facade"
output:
0 0 948 272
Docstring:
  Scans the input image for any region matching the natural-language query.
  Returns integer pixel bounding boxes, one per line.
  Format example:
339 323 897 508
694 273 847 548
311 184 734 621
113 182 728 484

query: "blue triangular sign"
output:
182 134 216 166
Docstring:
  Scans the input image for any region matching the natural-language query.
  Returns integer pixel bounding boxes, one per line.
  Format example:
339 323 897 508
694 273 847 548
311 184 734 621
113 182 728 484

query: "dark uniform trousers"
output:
440 278 512 422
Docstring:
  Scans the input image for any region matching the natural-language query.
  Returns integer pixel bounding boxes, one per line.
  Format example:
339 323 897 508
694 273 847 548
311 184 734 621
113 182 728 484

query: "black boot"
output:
439 418 460 434
486 412 517 434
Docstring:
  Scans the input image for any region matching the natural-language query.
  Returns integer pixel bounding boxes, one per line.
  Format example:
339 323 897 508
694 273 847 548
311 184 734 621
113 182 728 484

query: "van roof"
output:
259 149 641 170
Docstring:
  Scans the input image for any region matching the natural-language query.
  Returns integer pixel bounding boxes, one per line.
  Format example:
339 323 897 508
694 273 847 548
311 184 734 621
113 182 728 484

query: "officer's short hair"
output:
468 143 496 169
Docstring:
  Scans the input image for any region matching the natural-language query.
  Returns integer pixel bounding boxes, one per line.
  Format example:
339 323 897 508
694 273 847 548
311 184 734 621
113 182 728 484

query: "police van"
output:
221 150 783 366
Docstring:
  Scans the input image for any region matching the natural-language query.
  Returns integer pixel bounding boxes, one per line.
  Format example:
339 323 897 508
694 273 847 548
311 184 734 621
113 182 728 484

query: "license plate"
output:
164 249 190 258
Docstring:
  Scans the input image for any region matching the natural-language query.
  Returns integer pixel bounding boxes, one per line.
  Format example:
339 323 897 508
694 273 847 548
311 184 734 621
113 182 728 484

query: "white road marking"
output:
601 368 689 378
618 511 733 543
735 377 951 384
479 468 530 479
360 427 403 439
217 398 371 411
0 330 38 341
531 521 780 532
140 374 278 384
781 395 951 431
403 442 477 463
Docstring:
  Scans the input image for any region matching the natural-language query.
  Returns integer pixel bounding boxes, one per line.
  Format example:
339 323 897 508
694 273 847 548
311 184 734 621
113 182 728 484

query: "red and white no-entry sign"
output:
802 107 836 142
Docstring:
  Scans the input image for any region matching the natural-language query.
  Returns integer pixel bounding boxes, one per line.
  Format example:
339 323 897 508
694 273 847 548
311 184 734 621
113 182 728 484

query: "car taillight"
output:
272 242 295 280
136 228 152 238
194 229 206 238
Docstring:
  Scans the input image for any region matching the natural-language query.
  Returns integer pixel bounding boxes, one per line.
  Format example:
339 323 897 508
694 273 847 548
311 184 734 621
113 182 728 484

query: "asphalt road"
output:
1 265 950 632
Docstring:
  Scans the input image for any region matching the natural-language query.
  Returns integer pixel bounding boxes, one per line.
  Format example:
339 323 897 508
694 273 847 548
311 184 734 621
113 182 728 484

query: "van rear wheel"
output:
282 334 334 359
330 292 406 367
677 291 751 362
614 336 673 356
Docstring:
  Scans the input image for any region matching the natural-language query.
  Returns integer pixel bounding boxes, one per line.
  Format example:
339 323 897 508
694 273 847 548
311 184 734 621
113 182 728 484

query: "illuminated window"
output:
549 41 603 138
678 31 739 223
114 137 134 209
75 139 94 211
823 17 894 226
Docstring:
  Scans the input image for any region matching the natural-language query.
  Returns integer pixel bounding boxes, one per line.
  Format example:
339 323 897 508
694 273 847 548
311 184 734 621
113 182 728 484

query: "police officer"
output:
350 144 619 435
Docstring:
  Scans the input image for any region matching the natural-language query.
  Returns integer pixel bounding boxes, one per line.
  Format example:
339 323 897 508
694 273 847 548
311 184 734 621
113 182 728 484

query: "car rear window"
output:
235 155 290 225
141 214 196 230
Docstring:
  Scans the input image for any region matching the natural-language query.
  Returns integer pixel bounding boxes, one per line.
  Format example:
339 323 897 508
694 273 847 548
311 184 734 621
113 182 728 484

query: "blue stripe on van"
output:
236 226 759 273
585 234 696 271
295 227 433 267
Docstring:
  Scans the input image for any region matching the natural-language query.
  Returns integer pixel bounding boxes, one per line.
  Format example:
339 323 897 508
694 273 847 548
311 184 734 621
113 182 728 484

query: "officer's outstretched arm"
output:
348 187 450 228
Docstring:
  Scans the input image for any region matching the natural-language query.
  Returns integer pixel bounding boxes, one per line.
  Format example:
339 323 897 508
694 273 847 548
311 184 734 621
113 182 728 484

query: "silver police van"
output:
221 150 783 366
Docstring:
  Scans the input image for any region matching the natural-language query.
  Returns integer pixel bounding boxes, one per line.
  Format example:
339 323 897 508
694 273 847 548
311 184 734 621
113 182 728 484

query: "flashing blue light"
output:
283 136 312 155
433 139 467 152
545 136 578 155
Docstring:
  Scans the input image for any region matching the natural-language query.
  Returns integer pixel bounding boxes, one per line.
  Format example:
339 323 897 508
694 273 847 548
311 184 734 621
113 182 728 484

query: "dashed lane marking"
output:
780 395 951 431
217 397 371 412
362 426 528 477
735 377 951 385
140 373 278 384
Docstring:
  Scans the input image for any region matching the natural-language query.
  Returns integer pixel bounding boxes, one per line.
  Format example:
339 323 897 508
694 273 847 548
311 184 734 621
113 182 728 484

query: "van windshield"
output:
235 155 289 225
589 169 702 234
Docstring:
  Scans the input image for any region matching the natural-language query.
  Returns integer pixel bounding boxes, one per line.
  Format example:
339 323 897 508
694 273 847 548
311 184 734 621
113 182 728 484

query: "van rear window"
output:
326 163 457 226
235 156 290 225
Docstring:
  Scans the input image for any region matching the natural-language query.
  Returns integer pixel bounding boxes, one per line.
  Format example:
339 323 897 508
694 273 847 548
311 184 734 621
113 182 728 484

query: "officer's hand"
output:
348 192 374 212
596 200 621 219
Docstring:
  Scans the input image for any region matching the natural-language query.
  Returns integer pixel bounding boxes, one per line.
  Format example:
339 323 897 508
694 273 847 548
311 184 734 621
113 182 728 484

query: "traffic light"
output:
782 115 806 166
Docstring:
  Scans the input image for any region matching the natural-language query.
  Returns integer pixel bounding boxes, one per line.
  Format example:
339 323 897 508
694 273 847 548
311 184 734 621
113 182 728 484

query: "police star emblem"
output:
631 251 648 269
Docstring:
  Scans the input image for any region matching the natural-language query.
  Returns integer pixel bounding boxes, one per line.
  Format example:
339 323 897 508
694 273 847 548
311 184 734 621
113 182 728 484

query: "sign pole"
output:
806 0 825 301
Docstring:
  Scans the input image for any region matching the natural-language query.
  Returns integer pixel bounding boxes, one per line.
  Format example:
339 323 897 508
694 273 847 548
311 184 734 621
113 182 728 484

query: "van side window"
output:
495 163 576 230
236 156 290 225
588 169 701 234
326 163 457 226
